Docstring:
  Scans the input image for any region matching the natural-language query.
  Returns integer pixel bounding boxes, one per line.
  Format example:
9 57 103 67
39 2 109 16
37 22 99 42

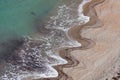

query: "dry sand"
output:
37 0 120 80
63 0 120 80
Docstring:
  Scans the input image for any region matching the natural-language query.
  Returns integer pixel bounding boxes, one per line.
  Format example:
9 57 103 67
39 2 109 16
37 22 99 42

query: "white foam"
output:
46 5 78 32
1 1 93 80
64 0 92 48
1 64 58 80
78 0 91 23
78 0 91 13
68 40 82 47
46 50 68 66
24 65 58 80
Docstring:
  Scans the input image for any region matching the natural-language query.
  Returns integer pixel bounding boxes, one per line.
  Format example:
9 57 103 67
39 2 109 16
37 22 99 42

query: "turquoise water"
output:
0 0 87 79
0 0 59 42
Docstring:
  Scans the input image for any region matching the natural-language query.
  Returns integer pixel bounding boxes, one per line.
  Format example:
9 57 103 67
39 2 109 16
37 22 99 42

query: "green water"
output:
0 0 59 42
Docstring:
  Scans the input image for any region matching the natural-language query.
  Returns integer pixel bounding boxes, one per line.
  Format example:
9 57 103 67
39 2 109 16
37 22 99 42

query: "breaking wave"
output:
1 0 91 80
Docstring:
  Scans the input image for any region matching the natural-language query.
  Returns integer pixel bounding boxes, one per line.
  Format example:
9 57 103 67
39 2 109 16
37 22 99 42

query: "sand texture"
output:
33 0 120 80
62 0 120 80
40 0 120 80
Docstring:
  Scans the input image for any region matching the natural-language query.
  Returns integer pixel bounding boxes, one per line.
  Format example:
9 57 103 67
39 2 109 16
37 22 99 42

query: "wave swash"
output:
1 0 91 80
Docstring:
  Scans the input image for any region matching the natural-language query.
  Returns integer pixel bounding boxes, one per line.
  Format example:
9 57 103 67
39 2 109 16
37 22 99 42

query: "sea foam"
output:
1 0 91 80
78 0 91 23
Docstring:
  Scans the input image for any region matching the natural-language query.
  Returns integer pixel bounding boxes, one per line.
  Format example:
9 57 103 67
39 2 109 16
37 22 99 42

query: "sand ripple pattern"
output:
0 0 89 80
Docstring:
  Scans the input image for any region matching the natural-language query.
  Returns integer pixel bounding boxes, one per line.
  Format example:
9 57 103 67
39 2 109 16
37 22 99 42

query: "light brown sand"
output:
63 0 120 80
35 0 120 80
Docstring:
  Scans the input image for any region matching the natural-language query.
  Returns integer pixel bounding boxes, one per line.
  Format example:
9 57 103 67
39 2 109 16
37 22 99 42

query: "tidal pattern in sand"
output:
0 0 90 80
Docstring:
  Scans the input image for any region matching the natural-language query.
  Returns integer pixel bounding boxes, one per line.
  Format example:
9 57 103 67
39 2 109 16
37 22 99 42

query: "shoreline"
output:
4 0 120 80
41 0 105 80
60 0 120 80
1 0 88 80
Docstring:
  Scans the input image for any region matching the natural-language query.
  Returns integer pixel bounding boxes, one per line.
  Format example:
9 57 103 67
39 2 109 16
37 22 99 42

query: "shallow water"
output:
0 0 90 80
0 0 59 42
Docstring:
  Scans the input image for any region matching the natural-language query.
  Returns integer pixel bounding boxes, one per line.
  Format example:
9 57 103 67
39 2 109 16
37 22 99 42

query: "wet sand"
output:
40 0 120 80
39 0 103 80
23 0 120 80
63 0 120 80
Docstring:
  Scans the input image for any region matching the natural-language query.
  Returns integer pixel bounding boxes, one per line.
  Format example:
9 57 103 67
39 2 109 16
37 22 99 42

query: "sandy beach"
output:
2 0 120 80
40 0 120 80
61 0 120 80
